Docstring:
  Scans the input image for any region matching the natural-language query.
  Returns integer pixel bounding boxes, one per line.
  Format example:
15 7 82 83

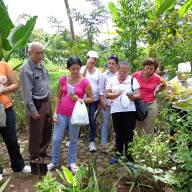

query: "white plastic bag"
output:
0 103 6 127
71 100 89 125
120 92 130 108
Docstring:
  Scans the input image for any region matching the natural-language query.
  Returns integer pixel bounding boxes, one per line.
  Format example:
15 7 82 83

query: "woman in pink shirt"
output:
48 56 93 173
132 58 166 135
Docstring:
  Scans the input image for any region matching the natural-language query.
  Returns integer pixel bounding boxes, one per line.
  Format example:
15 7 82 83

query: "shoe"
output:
30 162 39 175
21 165 31 173
39 163 48 176
89 142 96 152
66 141 80 148
109 155 121 165
66 141 70 148
47 163 56 171
0 173 2 181
69 163 78 174
0 167 3 181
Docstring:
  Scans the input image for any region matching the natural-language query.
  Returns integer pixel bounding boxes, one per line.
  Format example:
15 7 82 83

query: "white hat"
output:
177 61 191 73
87 50 99 59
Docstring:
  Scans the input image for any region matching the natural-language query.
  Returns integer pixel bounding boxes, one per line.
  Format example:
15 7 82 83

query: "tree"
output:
64 0 76 42
73 0 108 50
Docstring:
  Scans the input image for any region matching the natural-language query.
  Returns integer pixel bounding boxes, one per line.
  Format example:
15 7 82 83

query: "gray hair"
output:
117 61 130 69
28 41 45 52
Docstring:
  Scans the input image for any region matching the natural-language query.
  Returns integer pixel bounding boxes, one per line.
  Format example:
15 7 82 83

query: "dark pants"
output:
88 100 99 142
28 99 52 160
112 111 136 158
0 106 25 172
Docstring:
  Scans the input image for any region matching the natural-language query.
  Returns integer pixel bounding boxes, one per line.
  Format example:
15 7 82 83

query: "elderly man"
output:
20 42 52 169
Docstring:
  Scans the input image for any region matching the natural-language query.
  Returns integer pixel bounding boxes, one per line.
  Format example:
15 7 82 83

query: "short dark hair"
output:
108 55 119 64
142 58 159 70
67 56 82 68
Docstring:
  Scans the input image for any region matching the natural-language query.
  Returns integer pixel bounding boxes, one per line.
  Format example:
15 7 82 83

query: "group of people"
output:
0 41 166 179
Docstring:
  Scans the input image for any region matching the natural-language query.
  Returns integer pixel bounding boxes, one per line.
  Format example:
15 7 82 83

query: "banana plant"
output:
0 0 37 61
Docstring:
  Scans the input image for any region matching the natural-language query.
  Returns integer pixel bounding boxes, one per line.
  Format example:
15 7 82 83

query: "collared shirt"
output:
20 59 50 115
100 70 117 105
132 70 161 103
106 75 140 113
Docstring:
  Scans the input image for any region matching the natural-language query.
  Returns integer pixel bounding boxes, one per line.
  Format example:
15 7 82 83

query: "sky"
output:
3 0 117 40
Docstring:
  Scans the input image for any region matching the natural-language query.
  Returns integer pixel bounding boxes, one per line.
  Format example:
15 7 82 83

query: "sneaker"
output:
0 173 2 181
66 141 70 148
69 163 78 174
0 167 3 181
89 142 96 152
47 163 56 171
66 141 80 148
21 165 31 173
109 155 121 165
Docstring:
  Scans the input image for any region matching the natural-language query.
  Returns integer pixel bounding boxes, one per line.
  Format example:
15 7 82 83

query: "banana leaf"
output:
178 0 192 18
155 0 176 17
5 16 37 61
0 0 14 39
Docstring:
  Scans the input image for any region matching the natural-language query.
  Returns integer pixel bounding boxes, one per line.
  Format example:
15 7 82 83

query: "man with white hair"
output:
20 42 52 173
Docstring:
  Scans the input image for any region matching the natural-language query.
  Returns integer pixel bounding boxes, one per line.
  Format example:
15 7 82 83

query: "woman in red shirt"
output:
132 58 166 135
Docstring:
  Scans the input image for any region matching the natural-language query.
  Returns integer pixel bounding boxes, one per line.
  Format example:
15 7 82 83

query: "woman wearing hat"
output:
80 50 103 152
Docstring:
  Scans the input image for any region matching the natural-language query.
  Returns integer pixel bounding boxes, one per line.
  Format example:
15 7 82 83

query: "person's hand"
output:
100 100 107 110
70 95 79 102
53 113 59 123
31 112 40 120
0 87 4 96
127 94 135 101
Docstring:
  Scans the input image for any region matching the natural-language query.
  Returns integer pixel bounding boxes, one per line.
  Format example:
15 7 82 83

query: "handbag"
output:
71 99 89 125
131 77 148 121
0 103 6 127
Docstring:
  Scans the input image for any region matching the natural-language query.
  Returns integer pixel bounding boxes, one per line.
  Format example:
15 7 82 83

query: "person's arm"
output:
127 89 141 101
19 67 39 119
53 83 63 122
99 72 107 110
84 84 94 104
0 71 18 95
106 89 122 99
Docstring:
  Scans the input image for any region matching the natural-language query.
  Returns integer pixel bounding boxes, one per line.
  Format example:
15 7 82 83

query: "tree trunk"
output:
64 0 76 42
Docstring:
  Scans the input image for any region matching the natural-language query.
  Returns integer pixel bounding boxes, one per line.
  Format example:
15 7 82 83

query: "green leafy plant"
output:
0 0 37 61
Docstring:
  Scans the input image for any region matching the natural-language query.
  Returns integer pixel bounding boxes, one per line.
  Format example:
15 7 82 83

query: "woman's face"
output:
143 65 156 77
108 59 117 73
87 57 97 68
68 64 81 77
118 65 129 80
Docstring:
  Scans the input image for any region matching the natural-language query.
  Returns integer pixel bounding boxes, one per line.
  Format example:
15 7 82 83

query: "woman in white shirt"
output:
100 55 118 153
81 51 103 152
106 61 140 164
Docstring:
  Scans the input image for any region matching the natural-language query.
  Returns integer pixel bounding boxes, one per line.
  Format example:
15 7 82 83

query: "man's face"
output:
29 47 44 64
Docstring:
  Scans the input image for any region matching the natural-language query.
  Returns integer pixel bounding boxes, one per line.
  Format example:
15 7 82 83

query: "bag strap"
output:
131 76 134 92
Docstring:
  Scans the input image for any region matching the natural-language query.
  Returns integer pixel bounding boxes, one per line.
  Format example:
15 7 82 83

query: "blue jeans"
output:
101 106 111 145
88 100 99 142
51 114 80 165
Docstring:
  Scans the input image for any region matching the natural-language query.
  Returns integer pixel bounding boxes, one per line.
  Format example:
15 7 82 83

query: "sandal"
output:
69 163 78 174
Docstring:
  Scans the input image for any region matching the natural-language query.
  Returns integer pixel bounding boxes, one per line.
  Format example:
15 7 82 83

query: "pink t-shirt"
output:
132 71 161 103
57 76 89 116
